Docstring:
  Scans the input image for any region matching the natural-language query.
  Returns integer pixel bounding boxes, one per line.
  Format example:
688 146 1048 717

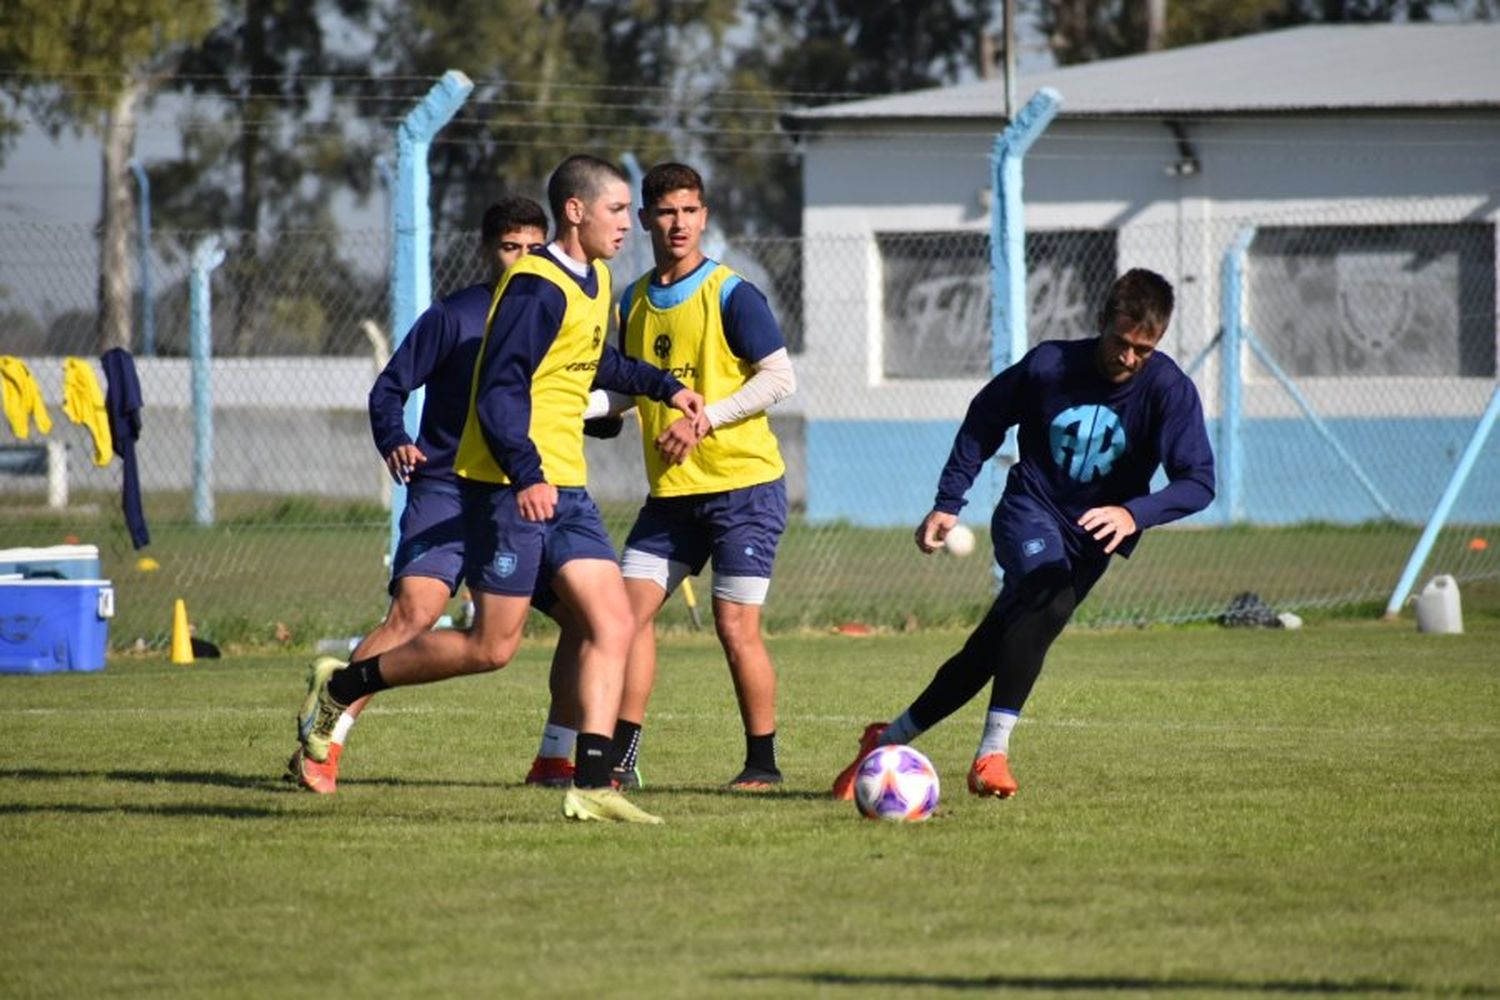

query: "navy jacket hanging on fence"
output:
101 347 150 549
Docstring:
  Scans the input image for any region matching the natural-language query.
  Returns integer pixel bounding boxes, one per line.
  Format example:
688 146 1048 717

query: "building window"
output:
1248 224 1497 378
876 230 1116 379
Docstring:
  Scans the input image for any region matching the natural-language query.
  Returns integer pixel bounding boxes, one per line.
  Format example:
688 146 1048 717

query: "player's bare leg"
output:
298 591 529 764
715 597 781 789
291 575 450 792
608 578 668 786
551 558 662 824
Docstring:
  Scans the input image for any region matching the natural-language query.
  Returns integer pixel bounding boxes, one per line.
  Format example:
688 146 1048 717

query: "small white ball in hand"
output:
943 523 976 557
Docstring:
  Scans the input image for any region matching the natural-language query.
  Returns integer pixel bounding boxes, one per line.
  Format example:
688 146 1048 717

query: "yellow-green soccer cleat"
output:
296 656 348 764
562 786 664 825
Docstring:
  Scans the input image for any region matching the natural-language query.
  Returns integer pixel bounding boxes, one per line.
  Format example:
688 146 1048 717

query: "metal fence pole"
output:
1218 227 1255 525
388 69 473 566
128 159 155 357
189 236 224 527
1385 383 1500 618
989 87 1061 584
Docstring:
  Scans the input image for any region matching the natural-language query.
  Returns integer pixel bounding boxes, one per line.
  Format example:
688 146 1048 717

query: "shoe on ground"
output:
727 765 783 791
297 656 348 763
611 766 642 791
562 785 663 824
298 742 343 795
524 755 575 788
282 747 302 783
967 752 1018 799
831 721 888 800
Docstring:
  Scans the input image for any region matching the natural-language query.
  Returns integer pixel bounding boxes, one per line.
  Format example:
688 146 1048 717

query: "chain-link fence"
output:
2 206 1496 647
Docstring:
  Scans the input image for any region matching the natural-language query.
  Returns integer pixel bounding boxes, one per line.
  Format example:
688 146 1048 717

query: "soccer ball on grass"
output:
853 744 940 822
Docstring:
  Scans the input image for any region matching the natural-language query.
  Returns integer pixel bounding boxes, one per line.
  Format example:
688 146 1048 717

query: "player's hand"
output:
384 444 426 484
654 415 702 465
516 482 557 522
1077 505 1137 554
915 510 958 554
669 388 707 430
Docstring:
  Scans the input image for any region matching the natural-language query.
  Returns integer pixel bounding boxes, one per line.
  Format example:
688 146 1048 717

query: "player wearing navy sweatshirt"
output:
289 197 549 795
297 155 705 824
833 268 1215 802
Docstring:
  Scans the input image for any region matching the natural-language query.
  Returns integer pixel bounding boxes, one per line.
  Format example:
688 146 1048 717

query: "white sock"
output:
331 712 357 746
880 710 924 747
538 723 577 759
977 708 1019 758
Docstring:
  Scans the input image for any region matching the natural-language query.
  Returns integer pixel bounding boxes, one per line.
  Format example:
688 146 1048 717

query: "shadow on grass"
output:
0 802 282 819
730 972 1487 995
0 766 283 792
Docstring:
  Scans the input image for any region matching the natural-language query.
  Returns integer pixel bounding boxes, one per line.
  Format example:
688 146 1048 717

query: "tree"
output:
150 0 377 354
708 0 989 234
0 1 217 351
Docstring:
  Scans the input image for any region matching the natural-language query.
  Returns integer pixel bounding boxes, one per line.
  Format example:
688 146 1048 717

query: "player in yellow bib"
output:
607 162 797 790
296 155 704 824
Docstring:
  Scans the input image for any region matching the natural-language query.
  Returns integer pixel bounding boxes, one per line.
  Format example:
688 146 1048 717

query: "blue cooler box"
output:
0 579 114 674
0 544 102 581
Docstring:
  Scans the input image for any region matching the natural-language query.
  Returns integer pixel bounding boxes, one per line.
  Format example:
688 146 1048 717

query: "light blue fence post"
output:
1384 383 1500 618
1219 227 1255 525
189 236 224 527
987 87 1061 585
128 159 155 357
387 70 473 564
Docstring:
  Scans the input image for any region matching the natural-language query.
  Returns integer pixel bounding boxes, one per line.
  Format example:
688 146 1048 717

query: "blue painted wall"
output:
807 417 1498 527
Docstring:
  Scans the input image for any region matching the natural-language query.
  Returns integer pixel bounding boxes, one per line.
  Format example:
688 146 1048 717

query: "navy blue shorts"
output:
623 478 787 579
390 479 465 596
461 483 617 598
990 493 1109 602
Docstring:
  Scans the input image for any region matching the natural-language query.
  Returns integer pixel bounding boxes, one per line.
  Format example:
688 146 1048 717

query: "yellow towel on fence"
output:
63 356 112 465
0 356 52 439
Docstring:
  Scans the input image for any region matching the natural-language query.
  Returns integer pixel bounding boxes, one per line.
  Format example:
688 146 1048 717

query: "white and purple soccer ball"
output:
853 744 940 822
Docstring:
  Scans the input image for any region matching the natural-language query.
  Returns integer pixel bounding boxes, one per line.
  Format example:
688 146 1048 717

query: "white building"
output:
784 23 1500 526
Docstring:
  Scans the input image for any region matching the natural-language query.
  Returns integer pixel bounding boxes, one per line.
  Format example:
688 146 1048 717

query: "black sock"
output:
575 732 613 788
745 731 778 773
611 719 642 771
326 655 388 705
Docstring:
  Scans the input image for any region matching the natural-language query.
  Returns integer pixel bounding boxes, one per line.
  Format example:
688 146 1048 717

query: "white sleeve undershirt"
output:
583 389 636 420
705 347 796 430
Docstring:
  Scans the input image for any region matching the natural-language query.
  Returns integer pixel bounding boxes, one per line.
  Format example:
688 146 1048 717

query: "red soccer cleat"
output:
298 741 343 795
831 722 888 800
524 755 576 788
966 752 1018 799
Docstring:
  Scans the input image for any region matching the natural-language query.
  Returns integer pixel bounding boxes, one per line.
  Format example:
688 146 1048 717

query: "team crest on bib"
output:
493 552 518 577
1050 404 1126 482
653 334 672 361
592 326 602 349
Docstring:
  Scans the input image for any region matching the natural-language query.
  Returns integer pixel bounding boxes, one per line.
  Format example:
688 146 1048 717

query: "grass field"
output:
3 619 1498 997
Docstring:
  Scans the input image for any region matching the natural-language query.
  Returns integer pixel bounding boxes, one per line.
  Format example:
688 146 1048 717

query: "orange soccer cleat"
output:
831 722 888 800
524 755 576 788
966 752 1018 799
297 741 344 795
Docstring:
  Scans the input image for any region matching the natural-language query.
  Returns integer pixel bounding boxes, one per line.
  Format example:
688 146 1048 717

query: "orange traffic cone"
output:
171 598 194 665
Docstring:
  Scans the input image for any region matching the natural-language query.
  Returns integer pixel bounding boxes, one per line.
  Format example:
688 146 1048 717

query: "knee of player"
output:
712 603 763 651
384 602 443 641
470 636 520 673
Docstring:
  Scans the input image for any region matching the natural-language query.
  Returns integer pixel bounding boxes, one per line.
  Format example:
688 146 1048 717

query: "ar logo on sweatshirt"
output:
1050 404 1125 482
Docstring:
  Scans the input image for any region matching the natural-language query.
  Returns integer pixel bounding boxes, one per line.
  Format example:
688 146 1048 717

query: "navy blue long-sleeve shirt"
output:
368 282 493 486
935 338 1215 558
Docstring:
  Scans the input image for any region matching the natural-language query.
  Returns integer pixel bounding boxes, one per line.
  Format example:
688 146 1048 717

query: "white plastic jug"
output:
1415 575 1463 634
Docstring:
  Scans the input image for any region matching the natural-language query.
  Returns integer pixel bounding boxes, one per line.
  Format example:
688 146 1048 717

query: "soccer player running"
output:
608 162 797 791
297 155 705 824
832 268 1215 801
288 198 600 795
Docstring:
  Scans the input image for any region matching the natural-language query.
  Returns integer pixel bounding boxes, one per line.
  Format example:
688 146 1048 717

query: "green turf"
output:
2 621 1497 997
